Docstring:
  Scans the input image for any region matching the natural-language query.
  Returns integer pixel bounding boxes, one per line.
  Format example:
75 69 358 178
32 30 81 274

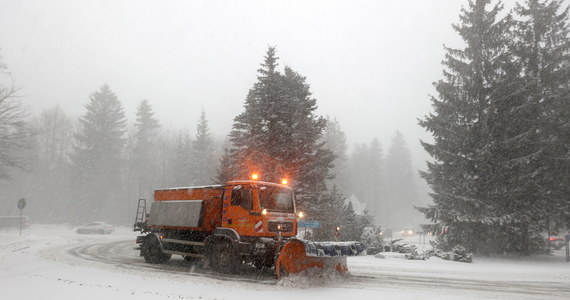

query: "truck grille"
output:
268 221 293 233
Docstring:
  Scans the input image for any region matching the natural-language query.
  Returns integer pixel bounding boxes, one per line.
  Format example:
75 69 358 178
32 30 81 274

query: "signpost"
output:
297 221 320 228
564 234 570 262
17 198 26 236
297 221 320 238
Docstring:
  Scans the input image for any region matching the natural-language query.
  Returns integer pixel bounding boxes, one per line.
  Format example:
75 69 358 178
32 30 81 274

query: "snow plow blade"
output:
275 239 365 278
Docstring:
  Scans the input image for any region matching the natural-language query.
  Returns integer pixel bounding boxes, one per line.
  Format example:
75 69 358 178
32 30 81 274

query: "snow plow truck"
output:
133 177 365 278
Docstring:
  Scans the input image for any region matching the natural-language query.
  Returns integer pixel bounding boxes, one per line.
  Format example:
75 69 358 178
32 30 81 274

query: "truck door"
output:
222 185 256 235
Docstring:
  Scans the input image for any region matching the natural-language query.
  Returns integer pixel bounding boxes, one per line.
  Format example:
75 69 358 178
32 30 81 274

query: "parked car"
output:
548 235 565 250
400 227 415 236
76 222 114 234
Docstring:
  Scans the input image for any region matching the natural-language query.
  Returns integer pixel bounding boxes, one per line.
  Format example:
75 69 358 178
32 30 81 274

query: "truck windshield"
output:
258 186 294 213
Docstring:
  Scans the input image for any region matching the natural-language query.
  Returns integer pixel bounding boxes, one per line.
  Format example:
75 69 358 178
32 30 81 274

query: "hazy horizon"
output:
0 0 491 170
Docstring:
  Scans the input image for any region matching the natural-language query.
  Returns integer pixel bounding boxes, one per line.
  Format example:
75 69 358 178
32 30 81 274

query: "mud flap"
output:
275 239 364 278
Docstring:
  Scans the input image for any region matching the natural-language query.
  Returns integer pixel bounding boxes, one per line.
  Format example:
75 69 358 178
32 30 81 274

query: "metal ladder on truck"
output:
133 199 147 231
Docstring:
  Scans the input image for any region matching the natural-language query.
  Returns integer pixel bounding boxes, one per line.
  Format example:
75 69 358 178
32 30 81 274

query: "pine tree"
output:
418 0 515 253
131 100 160 200
70 84 127 223
171 130 192 186
309 185 346 241
229 46 282 181
515 0 570 236
383 131 417 230
228 47 333 213
348 139 382 220
216 147 232 183
323 117 351 195
190 109 216 185
476 0 570 254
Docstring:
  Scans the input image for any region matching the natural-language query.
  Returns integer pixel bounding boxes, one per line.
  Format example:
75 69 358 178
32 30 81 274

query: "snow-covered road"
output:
1 225 570 300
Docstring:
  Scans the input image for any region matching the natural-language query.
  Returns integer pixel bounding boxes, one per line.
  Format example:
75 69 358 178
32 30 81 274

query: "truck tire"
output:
209 241 239 273
253 256 274 269
143 235 171 264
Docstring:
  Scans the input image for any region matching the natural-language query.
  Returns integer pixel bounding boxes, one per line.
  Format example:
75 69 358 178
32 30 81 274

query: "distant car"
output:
548 235 565 250
380 228 393 239
76 222 114 234
400 227 415 236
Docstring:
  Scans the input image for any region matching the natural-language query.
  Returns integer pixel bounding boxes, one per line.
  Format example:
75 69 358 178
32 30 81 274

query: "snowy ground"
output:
1 225 570 300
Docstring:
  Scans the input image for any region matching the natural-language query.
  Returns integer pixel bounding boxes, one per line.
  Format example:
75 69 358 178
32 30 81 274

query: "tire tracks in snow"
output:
41 238 570 299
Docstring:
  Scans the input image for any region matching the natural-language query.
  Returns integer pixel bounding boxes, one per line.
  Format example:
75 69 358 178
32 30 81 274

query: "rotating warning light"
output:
251 173 259 180
297 211 304 218
281 179 288 185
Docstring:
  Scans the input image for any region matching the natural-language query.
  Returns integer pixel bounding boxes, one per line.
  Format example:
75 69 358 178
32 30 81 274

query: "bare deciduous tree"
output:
0 59 28 179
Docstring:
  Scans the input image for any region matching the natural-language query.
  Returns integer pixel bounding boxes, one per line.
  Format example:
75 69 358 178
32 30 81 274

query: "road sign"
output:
17 198 27 236
566 235 570 262
17 198 26 210
298 221 320 228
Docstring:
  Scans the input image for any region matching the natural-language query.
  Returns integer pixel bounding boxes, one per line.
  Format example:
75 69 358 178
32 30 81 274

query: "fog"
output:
0 0 472 167
0 0 534 230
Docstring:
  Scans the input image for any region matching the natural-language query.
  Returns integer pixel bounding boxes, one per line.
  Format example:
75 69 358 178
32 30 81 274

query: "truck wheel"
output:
210 242 239 273
253 256 273 269
143 235 171 264
184 255 200 263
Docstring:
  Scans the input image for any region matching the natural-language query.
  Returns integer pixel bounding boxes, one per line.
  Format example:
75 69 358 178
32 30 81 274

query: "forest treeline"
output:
2 0 566 255
0 46 420 241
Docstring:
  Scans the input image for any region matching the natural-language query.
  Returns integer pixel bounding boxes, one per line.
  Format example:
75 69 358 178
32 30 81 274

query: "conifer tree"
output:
228 47 333 213
418 0 515 253
71 84 127 223
171 130 192 186
131 100 160 199
216 147 232 184
383 131 417 229
323 117 351 195
515 0 570 235
190 109 216 185
349 139 382 219
309 185 347 241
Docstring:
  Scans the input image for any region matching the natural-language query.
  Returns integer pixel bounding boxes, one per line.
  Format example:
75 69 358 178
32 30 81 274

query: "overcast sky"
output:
0 0 526 168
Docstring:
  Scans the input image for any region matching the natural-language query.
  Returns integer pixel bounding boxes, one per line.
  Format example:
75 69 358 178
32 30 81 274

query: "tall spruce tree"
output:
131 100 160 200
515 0 570 236
228 46 333 214
71 84 127 223
171 130 192 186
383 131 417 229
348 139 382 220
323 117 351 195
418 0 515 253
190 109 216 185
